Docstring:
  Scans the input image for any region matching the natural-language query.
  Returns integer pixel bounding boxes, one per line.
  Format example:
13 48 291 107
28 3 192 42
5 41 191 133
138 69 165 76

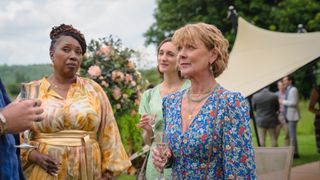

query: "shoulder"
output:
163 89 185 105
221 89 248 110
141 84 160 98
222 89 246 102
79 77 104 93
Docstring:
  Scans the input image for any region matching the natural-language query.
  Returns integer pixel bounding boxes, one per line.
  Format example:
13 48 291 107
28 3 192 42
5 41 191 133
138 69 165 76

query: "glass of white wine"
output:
148 113 157 139
154 132 169 180
48 149 60 180
15 83 39 149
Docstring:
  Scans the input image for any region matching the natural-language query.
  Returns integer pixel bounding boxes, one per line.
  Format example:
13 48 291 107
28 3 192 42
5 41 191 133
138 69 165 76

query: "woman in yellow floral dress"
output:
21 24 131 179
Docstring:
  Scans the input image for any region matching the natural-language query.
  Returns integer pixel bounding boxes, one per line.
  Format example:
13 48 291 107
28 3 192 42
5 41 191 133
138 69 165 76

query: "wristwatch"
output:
0 112 7 134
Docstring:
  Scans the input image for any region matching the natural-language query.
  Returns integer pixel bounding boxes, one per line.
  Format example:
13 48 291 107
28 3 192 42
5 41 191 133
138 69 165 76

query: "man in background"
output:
252 86 280 147
276 80 290 146
281 75 300 158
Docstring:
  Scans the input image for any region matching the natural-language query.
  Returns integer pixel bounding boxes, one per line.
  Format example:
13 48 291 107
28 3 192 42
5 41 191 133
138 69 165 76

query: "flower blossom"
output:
112 87 122 100
126 60 136 70
101 80 109 88
111 70 125 83
130 110 137 116
125 74 133 85
88 65 102 77
96 46 111 57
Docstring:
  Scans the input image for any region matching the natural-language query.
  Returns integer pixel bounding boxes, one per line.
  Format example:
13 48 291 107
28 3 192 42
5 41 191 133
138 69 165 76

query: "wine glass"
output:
15 83 39 149
148 114 157 139
48 149 60 180
154 132 169 180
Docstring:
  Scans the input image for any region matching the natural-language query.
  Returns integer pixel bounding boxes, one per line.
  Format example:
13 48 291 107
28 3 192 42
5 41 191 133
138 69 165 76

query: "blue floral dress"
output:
162 86 256 179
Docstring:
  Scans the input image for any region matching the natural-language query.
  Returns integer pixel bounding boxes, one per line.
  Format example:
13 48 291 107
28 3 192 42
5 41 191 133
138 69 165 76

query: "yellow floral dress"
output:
21 77 131 179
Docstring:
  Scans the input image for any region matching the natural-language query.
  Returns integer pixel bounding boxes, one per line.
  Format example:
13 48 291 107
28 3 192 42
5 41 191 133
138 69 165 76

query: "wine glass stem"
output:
24 130 29 144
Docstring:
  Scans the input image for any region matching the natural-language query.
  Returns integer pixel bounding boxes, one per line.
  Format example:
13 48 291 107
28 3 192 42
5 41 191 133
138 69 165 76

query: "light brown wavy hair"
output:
172 22 229 78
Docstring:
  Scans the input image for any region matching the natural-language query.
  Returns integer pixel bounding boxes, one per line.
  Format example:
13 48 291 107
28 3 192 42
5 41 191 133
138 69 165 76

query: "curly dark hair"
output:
49 24 86 55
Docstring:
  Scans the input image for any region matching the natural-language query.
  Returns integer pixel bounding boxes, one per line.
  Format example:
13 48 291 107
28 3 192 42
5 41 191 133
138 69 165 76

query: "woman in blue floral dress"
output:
152 23 256 179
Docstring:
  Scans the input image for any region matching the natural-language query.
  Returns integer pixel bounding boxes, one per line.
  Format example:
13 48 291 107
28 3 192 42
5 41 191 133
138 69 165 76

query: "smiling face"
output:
157 41 178 75
50 35 83 78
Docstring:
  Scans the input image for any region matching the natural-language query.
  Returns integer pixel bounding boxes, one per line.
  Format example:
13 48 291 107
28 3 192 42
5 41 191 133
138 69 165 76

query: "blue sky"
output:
0 0 157 68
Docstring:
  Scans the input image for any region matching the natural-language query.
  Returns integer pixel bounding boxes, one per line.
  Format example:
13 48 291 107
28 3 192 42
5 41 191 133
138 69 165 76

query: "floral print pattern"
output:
162 86 256 179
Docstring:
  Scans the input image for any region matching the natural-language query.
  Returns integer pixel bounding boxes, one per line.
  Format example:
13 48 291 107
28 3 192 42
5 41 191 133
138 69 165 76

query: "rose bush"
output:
80 36 148 154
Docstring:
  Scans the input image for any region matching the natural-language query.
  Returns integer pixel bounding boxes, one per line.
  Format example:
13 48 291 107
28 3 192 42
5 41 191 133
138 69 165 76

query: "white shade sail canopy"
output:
217 17 320 97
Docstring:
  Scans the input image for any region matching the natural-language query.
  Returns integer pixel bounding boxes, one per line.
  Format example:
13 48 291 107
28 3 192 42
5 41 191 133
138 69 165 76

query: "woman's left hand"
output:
152 146 172 172
100 171 113 180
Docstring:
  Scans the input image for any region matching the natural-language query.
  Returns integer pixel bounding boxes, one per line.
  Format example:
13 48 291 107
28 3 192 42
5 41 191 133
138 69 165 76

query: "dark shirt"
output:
252 88 280 128
0 78 24 180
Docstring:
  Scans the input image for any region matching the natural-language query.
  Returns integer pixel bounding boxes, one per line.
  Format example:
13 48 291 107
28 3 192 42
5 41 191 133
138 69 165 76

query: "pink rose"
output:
101 80 109 88
88 65 102 77
135 99 140 106
112 87 122 100
96 46 111 57
126 61 136 70
116 103 121 109
125 74 133 84
130 110 137 116
111 70 125 83
131 80 136 86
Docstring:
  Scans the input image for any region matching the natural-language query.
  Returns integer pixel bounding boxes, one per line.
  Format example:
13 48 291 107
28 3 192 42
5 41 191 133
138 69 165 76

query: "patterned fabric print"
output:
162 86 256 179
21 77 131 180
138 80 190 179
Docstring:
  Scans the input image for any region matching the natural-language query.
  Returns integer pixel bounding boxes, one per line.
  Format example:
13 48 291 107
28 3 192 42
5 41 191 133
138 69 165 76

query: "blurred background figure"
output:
281 75 300 158
252 86 280 147
308 86 320 153
276 80 290 146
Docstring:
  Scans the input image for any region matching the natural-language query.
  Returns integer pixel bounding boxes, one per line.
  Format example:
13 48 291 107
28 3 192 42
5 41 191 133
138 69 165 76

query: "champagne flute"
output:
148 113 157 139
15 83 39 149
48 149 61 180
154 132 169 180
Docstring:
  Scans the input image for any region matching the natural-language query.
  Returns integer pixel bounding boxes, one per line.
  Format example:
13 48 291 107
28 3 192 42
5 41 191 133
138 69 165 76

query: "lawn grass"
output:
251 100 320 166
119 100 319 179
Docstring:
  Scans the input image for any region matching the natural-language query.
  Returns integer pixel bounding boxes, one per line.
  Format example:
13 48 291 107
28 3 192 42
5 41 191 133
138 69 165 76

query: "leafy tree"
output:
144 0 320 98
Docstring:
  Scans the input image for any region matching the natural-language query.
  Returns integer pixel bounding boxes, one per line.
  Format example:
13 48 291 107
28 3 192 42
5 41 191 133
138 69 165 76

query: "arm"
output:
308 88 320 115
282 88 299 107
136 90 154 145
95 83 131 176
223 93 256 179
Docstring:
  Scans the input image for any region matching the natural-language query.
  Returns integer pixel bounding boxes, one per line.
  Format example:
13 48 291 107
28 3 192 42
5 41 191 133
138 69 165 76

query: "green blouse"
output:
138 80 190 179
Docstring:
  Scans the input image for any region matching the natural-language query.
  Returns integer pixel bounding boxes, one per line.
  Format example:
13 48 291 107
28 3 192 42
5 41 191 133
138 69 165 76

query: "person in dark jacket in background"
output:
252 86 280 147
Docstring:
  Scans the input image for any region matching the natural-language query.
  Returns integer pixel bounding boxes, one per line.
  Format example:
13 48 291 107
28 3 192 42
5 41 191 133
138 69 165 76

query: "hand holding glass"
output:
15 83 39 149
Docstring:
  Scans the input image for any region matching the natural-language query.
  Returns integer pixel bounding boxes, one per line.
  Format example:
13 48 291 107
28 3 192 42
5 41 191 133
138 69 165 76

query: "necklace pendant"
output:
188 114 192 120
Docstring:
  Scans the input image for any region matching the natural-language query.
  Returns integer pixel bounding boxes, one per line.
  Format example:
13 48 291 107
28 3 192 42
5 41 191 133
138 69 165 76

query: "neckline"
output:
179 85 220 135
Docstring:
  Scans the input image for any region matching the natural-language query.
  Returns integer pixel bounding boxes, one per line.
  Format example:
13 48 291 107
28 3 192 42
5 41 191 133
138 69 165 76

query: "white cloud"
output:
0 0 157 68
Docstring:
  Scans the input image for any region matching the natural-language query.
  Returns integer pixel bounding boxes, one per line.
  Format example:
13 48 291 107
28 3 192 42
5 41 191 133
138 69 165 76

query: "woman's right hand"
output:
136 114 155 144
28 150 61 176
136 114 153 133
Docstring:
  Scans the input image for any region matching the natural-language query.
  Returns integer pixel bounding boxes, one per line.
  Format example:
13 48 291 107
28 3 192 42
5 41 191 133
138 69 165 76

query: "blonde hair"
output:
172 22 229 77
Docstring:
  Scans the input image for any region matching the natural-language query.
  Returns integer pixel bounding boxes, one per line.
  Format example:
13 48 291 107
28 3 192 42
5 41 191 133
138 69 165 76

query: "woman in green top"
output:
136 37 190 179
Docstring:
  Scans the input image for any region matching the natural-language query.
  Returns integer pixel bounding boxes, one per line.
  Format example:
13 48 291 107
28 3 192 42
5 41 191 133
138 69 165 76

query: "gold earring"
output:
209 63 214 75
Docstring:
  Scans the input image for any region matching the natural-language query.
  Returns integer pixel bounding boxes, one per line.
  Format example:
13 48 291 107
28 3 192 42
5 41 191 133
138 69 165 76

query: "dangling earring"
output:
209 63 214 75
